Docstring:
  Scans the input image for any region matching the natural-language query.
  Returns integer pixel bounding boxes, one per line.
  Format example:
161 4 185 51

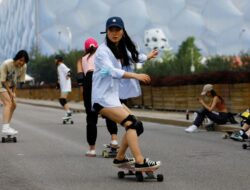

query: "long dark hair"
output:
83 46 97 60
106 29 139 66
13 50 29 63
210 89 224 103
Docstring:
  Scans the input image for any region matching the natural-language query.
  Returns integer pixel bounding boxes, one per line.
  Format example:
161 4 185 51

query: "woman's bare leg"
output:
60 93 70 111
0 92 16 124
100 107 144 164
242 123 250 131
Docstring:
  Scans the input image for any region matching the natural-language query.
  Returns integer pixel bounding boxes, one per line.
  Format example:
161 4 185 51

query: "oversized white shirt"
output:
57 63 72 92
119 53 147 100
92 43 125 108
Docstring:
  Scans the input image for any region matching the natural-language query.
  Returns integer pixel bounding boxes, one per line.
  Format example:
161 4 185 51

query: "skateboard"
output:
204 123 215 131
222 131 235 139
62 117 74 124
1 134 17 143
102 144 119 158
116 164 163 182
221 130 244 140
242 139 250 150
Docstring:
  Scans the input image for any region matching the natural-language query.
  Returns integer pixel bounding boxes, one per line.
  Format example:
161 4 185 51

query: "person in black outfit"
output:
77 38 117 157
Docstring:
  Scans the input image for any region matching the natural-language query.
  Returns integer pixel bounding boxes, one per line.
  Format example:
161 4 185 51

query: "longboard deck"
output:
116 164 163 182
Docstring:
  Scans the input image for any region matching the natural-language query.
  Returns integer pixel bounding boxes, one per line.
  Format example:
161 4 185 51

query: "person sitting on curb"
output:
185 84 230 133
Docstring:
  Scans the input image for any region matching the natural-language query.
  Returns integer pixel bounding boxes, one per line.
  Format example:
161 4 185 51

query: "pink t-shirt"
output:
82 54 95 75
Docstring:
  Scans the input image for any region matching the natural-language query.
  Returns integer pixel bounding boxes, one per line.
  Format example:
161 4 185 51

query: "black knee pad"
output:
77 72 85 86
245 117 250 125
121 115 144 136
59 98 67 107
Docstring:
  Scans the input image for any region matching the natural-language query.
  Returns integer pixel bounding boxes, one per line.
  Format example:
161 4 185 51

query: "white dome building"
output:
0 0 250 61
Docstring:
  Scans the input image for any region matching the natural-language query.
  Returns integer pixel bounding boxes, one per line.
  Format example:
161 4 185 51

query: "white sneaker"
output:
62 115 71 120
2 126 18 135
185 125 198 133
85 150 96 157
110 140 118 148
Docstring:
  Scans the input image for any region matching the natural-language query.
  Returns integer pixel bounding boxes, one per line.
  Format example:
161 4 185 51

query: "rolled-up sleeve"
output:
0 64 7 82
110 67 125 78
96 50 125 79
138 53 147 63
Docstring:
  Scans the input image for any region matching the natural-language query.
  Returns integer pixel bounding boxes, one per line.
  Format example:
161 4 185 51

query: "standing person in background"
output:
185 84 230 133
77 38 118 157
55 55 72 121
92 16 161 170
0 50 29 135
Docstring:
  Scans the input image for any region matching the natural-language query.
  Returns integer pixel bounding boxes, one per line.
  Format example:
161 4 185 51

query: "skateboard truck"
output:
118 170 164 182
117 165 164 182
62 117 74 124
242 139 250 150
2 135 17 143
102 144 119 158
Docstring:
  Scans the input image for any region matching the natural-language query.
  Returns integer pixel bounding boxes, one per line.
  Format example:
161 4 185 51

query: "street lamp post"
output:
239 29 246 53
66 27 72 52
190 47 195 73
58 31 61 52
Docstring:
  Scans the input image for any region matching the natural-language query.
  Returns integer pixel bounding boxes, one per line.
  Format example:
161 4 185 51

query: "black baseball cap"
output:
100 16 124 34
55 54 63 61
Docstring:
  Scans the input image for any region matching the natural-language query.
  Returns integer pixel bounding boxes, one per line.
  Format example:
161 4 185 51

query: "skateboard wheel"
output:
102 150 109 158
205 124 215 131
63 120 66 124
135 172 143 182
242 144 248 149
118 171 125 179
157 174 164 182
71 120 74 124
222 134 228 139
2 137 5 143
13 137 17 143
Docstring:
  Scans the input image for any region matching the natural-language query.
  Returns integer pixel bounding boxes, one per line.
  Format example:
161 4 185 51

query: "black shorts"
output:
93 103 104 113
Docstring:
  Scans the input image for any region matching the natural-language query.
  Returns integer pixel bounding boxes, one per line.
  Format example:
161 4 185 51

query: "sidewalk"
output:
17 98 241 132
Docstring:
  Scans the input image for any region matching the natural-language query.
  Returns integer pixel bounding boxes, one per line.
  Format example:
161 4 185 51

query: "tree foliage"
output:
27 49 82 85
27 36 250 86
141 36 203 76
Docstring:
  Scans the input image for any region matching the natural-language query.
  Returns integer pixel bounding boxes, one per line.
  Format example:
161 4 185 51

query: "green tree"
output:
27 49 82 85
141 49 175 77
203 56 232 72
175 36 203 75
142 36 203 77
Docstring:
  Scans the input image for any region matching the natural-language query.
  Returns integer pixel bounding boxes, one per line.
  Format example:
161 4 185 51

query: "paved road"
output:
0 103 249 190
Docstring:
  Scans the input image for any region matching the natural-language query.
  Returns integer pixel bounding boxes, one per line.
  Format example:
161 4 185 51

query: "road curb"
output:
17 99 241 132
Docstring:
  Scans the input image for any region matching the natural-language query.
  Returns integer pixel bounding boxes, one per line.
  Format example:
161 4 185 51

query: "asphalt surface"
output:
0 103 249 190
